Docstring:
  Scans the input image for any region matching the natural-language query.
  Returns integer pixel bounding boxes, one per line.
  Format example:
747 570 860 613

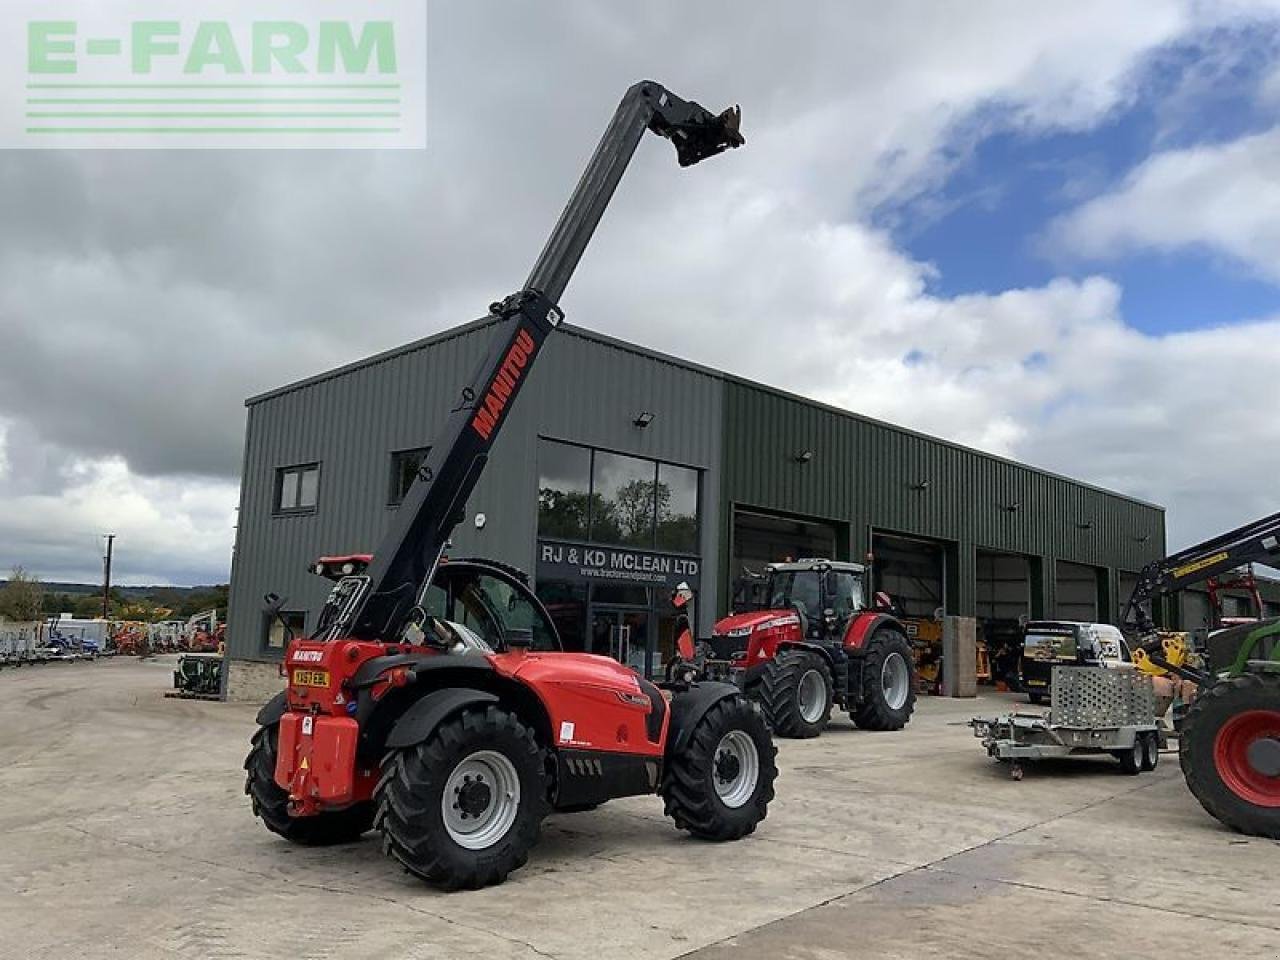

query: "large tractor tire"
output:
1180 672 1280 839
244 726 373 845
852 629 916 731
662 695 777 841
374 704 549 890
759 649 833 738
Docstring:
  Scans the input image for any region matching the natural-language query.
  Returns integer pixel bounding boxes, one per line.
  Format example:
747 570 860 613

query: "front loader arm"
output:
316 82 743 644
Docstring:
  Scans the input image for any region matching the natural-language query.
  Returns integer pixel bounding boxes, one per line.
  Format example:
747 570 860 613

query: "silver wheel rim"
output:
713 730 760 809
798 669 826 723
441 750 521 850
881 652 910 711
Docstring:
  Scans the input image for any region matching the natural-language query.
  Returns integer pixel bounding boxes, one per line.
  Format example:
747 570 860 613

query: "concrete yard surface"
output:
2 657 1277 960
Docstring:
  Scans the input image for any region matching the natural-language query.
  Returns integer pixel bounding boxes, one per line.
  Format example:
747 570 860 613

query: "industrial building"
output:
225 317 1167 699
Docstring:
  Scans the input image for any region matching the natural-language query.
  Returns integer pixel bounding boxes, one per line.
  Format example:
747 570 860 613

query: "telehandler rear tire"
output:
244 726 373 845
375 704 549 890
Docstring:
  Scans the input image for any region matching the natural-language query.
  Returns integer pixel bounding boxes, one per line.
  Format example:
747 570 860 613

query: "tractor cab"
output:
716 560 870 657
761 560 868 644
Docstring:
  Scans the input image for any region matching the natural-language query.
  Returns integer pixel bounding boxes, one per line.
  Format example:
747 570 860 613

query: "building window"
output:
656 462 699 553
264 611 306 649
537 441 592 540
536 439 700 553
276 463 320 514
389 447 431 506
592 450 657 548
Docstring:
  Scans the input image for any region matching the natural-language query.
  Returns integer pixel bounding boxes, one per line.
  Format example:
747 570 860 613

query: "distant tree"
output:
72 594 105 619
0 567 45 622
41 592 74 617
174 585 230 618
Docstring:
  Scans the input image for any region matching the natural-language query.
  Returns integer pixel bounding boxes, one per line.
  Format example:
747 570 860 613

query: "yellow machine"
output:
1132 631 1191 677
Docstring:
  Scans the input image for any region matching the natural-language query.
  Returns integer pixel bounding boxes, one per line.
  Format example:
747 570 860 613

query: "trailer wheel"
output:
1180 672 1280 839
759 650 832 738
244 726 373 845
662 695 777 841
852 629 917 731
1115 739 1143 775
1141 732 1160 772
375 704 549 890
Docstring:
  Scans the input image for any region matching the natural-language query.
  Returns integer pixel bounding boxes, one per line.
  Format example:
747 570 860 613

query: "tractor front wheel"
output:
852 629 917 731
244 726 373 845
662 695 777 841
1180 672 1280 839
375 705 549 890
759 650 833 738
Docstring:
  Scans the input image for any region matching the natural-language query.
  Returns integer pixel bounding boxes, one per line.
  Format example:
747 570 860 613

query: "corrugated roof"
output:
246 318 1164 511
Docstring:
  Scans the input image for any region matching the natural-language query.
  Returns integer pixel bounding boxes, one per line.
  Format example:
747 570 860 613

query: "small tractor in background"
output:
244 81 778 890
1122 509 1280 839
669 558 917 737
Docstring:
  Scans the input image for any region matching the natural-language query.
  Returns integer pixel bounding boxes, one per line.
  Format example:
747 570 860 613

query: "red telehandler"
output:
244 82 778 890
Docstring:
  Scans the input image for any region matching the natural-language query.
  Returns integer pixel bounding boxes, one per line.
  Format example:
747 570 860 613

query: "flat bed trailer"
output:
972 665 1161 779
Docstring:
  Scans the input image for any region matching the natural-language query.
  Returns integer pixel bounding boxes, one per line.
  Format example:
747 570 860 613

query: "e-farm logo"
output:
2 1 426 149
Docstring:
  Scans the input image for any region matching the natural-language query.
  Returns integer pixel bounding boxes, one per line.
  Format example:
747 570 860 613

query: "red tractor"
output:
244 82 778 890
672 559 916 737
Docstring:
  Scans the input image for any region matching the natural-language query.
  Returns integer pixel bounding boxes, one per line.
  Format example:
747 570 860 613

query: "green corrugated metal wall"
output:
719 381 1166 618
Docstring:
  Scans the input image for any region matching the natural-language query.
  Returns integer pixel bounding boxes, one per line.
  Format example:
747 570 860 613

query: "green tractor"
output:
1176 617 1280 837
1122 511 1280 839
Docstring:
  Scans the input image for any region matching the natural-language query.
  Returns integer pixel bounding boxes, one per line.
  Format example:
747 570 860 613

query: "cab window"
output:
826 571 863 618
772 571 821 619
426 571 559 651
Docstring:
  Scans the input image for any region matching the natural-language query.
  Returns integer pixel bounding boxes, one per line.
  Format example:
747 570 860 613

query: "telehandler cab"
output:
244 82 777 890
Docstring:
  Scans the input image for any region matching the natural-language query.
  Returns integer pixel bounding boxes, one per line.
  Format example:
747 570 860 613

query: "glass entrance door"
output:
590 607 651 676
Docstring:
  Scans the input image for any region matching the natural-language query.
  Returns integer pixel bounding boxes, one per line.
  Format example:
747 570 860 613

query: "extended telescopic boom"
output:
319 82 743 643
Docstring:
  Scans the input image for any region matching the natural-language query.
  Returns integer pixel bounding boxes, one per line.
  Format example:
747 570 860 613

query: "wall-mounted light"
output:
910 479 931 491
1134 533 1150 543
793 449 814 464
1001 501 1021 513
632 411 655 428
474 512 487 530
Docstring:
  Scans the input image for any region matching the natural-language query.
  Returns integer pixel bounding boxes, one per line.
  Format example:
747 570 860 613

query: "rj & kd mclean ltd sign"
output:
537 541 700 590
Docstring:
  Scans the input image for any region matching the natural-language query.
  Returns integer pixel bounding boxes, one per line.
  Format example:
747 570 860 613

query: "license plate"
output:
1026 678 1046 687
293 669 330 688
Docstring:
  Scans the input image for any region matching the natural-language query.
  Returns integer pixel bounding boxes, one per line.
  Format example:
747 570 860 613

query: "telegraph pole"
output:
102 534 115 620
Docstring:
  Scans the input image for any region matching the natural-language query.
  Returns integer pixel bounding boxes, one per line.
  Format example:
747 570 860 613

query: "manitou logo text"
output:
471 328 536 440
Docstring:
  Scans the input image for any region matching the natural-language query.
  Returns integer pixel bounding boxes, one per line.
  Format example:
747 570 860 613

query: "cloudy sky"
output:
2 1 1279 585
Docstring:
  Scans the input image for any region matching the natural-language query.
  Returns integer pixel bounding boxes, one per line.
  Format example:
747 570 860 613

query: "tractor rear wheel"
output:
759 650 832 738
374 704 549 890
662 695 777 841
244 726 373 845
852 629 917 731
1180 672 1280 839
